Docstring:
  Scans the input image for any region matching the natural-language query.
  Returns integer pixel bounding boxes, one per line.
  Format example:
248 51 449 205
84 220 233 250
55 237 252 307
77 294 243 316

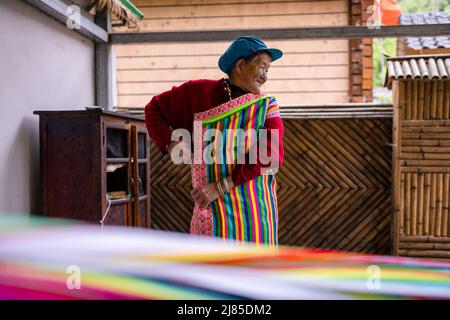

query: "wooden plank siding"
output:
113 0 351 108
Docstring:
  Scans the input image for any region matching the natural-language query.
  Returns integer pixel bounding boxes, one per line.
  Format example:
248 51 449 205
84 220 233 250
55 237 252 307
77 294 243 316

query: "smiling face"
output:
229 52 272 94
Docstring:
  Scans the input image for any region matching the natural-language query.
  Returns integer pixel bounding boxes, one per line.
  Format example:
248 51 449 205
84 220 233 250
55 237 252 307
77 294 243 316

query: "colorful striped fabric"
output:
0 216 449 300
191 94 279 246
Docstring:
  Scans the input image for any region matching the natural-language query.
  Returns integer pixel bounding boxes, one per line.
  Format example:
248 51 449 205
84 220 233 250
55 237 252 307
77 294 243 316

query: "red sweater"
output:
144 78 284 186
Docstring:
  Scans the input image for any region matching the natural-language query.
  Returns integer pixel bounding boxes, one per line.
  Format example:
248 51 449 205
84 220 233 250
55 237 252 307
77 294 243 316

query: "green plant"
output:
373 38 397 88
397 0 450 13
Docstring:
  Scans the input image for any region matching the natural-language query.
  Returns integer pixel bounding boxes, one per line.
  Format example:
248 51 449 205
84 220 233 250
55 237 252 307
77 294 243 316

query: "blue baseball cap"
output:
218 36 283 74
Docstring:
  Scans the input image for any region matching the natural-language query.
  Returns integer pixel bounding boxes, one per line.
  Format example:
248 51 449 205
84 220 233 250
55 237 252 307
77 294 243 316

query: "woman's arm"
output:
145 93 173 153
144 82 191 153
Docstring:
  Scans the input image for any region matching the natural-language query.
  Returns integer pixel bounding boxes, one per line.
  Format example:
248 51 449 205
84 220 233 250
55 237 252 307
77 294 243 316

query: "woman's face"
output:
233 52 272 94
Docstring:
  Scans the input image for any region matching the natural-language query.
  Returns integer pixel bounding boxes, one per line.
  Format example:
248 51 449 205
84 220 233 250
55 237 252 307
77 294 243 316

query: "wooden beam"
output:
95 11 113 109
23 0 108 43
280 104 393 119
110 24 450 44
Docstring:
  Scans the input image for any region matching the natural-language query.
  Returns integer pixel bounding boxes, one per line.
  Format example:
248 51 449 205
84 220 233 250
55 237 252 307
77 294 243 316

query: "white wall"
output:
0 0 95 214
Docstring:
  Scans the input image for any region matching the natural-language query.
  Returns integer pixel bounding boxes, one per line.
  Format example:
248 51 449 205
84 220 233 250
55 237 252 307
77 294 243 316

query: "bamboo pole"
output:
402 132 450 140
424 173 431 236
401 235 450 243
437 80 444 119
403 120 450 126
403 167 450 173
423 153 450 160
424 80 431 120
402 140 450 147
430 80 438 119
402 146 450 153
399 242 450 250
418 172 424 235
392 80 401 255
444 80 450 119
406 81 412 120
282 107 393 112
444 174 449 237
282 104 393 110
281 113 393 119
411 173 418 236
418 80 425 120
436 173 443 237
405 173 411 236
401 160 450 167
430 173 437 236
402 127 450 133
399 173 405 236
412 80 418 120
399 81 406 120
400 152 424 160
399 250 450 259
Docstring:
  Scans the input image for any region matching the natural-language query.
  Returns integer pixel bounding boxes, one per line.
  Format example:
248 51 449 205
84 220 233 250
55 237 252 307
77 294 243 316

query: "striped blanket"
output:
0 216 449 299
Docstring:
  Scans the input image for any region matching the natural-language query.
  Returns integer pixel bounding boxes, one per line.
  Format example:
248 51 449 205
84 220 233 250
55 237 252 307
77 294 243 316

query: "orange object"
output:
375 0 401 26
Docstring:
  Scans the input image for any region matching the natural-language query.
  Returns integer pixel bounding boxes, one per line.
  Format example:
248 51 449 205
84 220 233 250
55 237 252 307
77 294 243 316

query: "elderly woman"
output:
145 36 284 246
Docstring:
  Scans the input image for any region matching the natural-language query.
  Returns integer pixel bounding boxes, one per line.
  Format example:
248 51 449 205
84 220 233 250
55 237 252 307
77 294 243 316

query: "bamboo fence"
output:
389 55 450 259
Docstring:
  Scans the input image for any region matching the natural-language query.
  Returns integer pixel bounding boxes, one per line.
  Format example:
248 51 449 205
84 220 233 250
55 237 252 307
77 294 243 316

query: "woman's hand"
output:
191 183 220 209
191 177 234 209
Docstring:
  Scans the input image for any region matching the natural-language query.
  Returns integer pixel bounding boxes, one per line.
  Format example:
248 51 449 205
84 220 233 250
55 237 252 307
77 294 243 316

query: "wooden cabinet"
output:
34 110 150 228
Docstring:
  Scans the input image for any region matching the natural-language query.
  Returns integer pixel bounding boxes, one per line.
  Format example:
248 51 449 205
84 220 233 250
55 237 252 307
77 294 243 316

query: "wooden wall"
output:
392 80 450 259
114 0 351 108
149 105 393 254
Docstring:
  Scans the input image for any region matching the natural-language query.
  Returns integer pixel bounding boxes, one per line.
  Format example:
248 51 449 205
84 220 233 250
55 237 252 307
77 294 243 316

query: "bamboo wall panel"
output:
149 150 193 232
393 79 450 259
149 114 392 254
114 0 350 108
